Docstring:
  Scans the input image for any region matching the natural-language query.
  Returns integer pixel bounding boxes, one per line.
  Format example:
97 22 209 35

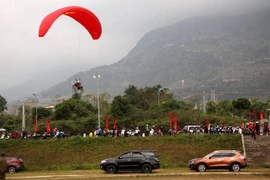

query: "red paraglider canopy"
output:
39 6 102 39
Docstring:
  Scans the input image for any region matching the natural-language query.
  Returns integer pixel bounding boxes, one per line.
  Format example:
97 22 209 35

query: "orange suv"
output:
189 150 247 172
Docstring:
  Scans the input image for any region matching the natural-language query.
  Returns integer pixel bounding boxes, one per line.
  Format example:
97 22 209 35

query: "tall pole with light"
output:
158 87 162 106
22 103 25 130
93 74 101 127
33 94 38 126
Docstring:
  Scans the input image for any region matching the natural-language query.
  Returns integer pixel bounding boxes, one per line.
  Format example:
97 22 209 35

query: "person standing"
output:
251 127 256 140
0 152 7 180
160 126 164 136
145 124 149 136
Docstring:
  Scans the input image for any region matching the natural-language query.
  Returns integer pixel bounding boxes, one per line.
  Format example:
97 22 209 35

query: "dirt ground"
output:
6 168 270 180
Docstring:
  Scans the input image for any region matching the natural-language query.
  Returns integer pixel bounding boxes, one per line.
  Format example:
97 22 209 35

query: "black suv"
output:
100 150 160 174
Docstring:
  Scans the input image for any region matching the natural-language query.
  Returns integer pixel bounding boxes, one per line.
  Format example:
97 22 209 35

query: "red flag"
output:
206 119 209 127
34 118 38 133
168 112 173 128
248 111 251 120
113 118 117 128
105 115 109 129
253 110 257 120
173 114 177 131
46 120 51 133
260 111 264 120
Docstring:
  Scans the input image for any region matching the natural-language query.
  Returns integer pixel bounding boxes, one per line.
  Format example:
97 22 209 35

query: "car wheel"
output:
231 163 241 172
8 166 16 173
197 163 206 172
106 165 117 174
141 163 152 173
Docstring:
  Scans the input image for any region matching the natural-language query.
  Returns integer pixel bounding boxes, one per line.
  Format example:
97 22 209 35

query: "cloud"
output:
1 0 270 89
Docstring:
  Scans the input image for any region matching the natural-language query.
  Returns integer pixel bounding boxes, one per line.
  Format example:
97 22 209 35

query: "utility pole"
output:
211 89 216 103
22 103 25 130
33 94 38 129
181 80 185 100
93 74 101 127
157 87 162 106
203 91 206 113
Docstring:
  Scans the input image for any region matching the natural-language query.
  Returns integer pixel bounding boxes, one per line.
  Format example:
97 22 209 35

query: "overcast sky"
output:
1 0 270 90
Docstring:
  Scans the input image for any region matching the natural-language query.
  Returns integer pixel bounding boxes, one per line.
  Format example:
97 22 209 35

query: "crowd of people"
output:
85 121 269 139
0 127 69 140
87 124 165 137
1 121 269 140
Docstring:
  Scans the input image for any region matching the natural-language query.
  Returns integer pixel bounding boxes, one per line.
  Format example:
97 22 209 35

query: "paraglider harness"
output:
73 79 84 91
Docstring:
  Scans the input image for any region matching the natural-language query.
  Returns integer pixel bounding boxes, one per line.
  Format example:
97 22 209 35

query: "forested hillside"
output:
35 10 270 102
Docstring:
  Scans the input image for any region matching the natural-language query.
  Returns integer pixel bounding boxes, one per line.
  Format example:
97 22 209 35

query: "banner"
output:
206 119 209 128
46 120 51 133
34 118 38 133
253 110 257 120
173 114 177 131
260 111 264 120
105 115 109 129
222 121 225 126
113 118 117 128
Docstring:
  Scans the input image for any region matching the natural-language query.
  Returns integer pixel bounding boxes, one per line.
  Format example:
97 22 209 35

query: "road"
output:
6 169 270 180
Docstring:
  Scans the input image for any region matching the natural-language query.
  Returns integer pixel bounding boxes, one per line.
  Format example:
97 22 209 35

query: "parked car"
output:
5 157 25 173
189 150 247 172
182 125 201 134
100 150 160 174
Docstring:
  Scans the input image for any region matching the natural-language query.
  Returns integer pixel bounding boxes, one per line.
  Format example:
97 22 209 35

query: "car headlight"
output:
189 160 195 164
101 160 106 164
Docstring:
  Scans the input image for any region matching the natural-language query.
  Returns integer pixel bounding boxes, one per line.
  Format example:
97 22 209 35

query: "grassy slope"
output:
0 134 242 171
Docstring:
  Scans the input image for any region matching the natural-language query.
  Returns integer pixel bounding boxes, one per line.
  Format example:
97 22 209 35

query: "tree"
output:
160 99 190 112
31 107 53 120
137 86 173 110
124 85 138 105
124 85 174 111
216 100 234 116
232 98 251 117
54 96 95 120
83 92 111 115
207 100 216 114
249 98 268 111
18 105 32 116
72 92 82 100
0 95 7 114
232 98 251 110
111 96 133 118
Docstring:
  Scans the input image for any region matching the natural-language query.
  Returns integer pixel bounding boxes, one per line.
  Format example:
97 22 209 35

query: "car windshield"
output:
203 151 217 158
141 150 158 157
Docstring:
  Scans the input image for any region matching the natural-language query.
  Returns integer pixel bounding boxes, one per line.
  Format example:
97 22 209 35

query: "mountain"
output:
8 10 270 105
0 62 96 103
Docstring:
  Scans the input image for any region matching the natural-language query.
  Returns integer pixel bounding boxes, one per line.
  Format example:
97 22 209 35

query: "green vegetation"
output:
0 85 270 135
0 134 242 171
0 95 7 114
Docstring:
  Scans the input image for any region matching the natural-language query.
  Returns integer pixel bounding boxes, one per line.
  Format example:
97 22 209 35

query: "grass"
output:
0 134 243 171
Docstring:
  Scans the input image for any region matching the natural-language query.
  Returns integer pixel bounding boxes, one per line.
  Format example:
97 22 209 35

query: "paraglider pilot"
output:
73 79 84 91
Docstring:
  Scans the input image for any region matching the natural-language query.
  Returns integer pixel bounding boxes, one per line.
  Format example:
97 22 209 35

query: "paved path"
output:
6 169 270 180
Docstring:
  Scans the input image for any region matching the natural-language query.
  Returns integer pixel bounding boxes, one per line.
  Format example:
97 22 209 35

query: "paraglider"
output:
72 78 84 92
38 6 102 39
